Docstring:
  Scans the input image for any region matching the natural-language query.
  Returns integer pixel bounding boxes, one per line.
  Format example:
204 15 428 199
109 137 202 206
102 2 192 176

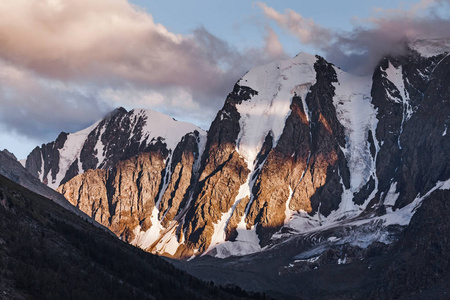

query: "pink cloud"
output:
0 0 283 143
263 26 287 59
257 2 332 48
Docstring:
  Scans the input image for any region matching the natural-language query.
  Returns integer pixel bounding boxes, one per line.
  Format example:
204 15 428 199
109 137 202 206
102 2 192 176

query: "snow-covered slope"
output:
235 53 317 168
26 108 205 189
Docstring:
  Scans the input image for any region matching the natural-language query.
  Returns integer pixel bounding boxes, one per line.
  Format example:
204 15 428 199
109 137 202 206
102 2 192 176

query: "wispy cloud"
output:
263 26 288 59
257 2 332 48
258 0 450 74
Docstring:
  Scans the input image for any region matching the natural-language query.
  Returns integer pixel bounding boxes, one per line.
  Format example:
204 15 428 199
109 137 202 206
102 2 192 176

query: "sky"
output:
0 0 449 159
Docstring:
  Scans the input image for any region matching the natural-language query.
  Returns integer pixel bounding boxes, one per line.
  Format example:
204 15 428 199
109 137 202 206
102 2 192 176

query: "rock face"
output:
375 188 450 299
244 57 349 246
26 108 204 189
57 132 204 243
27 39 450 259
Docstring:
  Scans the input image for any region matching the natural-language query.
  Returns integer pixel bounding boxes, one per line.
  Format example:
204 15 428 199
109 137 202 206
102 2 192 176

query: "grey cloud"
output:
0 61 112 141
325 8 450 74
259 0 450 75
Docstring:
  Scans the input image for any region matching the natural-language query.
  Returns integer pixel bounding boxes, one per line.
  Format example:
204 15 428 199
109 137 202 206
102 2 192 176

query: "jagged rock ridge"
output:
26 108 205 189
26 40 450 259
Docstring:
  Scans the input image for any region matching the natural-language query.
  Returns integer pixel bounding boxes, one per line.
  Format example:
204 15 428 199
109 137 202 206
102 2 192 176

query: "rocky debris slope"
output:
27 40 450 260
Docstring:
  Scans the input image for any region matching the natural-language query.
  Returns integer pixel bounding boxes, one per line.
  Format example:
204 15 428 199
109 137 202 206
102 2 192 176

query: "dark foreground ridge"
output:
0 174 269 300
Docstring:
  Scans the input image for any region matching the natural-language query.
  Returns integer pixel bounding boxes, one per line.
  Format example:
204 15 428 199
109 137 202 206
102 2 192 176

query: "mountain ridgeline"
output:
24 40 450 260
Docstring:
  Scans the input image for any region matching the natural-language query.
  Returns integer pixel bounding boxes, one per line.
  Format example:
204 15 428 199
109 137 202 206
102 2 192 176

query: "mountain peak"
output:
2 149 17 161
24 107 206 189
105 106 128 119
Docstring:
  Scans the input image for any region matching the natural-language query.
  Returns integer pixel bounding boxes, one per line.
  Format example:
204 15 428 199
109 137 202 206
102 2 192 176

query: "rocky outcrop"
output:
57 169 109 225
368 49 447 210
374 189 450 299
25 108 204 189
158 133 200 228
0 149 87 218
25 132 67 186
58 133 203 243
179 84 254 255
245 57 349 245
108 149 167 240
395 53 450 207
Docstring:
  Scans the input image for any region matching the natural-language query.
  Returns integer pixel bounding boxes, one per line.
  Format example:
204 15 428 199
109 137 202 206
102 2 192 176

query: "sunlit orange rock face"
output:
245 58 350 245
57 57 352 257
58 151 166 241
51 50 450 260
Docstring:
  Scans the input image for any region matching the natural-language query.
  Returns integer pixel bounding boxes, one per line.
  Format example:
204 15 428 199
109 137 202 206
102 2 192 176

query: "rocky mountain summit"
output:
25 40 449 265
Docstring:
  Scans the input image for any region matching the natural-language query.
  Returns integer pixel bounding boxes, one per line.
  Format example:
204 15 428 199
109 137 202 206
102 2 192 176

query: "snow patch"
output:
136 109 203 151
338 257 347 265
295 256 320 263
93 124 106 168
439 178 450 190
152 224 181 256
235 53 317 168
132 153 174 250
19 159 26 168
333 68 376 192
327 236 340 242
380 180 449 226
383 62 412 149
284 186 294 223
50 121 100 189
383 182 400 211
209 222 261 259
384 62 407 104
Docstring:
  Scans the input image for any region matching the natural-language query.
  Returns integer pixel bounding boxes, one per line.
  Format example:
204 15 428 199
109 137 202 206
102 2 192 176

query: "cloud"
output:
257 2 332 48
0 0 283 144
0 60 110 141
263 26 286 58
258 0 450 74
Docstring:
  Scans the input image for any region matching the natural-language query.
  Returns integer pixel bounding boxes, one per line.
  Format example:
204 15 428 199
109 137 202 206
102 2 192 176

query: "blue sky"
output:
130 0 423 55
0 0 449 159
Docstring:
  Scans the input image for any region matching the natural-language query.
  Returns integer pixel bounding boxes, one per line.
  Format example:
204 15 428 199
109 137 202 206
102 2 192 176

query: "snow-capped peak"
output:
132 108 204 151
36 107 205 189
236 53 317 168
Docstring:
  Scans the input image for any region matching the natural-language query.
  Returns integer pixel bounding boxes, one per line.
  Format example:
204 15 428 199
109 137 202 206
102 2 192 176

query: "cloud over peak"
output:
258 0 450 74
